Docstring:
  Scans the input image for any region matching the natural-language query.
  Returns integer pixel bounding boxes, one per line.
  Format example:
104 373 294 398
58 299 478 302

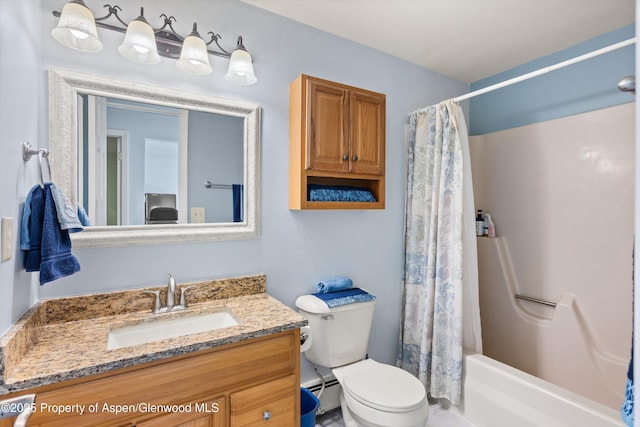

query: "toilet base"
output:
339 391 430 427
339 393 360 427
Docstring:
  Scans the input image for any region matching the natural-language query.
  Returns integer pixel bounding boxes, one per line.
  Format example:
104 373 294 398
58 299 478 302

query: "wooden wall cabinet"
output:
0 330 300 427
289 74 386 209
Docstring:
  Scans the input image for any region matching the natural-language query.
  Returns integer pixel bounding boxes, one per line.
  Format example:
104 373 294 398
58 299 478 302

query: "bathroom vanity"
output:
0 275 306 427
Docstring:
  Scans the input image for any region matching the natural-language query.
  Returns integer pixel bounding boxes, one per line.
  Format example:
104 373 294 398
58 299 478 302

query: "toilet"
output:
295 294 429 427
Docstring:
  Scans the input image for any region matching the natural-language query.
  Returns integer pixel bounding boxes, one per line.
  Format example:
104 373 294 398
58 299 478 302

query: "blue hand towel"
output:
312 288 376 308
316 276 353 293
24 185 44 271
77 204 91 226
51 184 84 232
621 347 633 426
232 184 243 223
20 185 37 251
24 184 80 284
39 184 81 284
21 184 86 254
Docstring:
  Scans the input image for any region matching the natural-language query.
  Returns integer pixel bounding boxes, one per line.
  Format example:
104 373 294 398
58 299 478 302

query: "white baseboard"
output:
301 374 342 414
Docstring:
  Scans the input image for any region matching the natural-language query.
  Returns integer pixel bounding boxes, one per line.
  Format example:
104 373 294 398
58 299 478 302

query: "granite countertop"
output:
0 274 307 395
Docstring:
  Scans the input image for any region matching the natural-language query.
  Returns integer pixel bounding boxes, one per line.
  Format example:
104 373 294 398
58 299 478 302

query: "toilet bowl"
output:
294 294 430 427
332 359 429 427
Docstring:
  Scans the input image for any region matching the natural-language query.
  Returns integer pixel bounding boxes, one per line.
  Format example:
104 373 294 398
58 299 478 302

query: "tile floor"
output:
315 404 477 427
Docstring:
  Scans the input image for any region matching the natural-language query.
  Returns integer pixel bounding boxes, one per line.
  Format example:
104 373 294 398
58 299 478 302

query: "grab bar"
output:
515 294 557 308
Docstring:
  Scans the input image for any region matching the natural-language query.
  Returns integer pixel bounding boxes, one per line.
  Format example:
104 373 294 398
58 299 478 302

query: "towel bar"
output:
515 294 557 308
204 181 232 189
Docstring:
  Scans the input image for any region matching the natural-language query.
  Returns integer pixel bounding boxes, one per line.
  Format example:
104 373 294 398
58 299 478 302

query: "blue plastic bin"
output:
300 387 320 427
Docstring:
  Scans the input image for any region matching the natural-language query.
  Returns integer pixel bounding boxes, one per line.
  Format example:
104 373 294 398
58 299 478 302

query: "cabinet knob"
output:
352 155 359 161
342 154 348 161
263 411 272 420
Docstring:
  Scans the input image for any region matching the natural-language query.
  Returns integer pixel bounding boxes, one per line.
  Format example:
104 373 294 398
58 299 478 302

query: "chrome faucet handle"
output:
142 290 162 313
179 285 197 308
166 274 177 309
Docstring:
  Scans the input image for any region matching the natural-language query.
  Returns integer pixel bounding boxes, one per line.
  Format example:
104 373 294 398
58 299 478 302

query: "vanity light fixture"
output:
51 0 257 85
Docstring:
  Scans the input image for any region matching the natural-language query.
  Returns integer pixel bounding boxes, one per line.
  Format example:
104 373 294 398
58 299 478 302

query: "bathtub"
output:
447 352 625 427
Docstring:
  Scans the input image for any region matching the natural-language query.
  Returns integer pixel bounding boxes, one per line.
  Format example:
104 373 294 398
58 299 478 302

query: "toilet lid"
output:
342 359 426 412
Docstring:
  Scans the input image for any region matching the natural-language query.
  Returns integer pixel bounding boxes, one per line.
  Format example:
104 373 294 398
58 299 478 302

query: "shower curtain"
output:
397 100 481 404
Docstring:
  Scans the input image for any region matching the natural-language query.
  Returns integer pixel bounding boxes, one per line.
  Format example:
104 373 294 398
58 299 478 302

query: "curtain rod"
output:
452 37 636 103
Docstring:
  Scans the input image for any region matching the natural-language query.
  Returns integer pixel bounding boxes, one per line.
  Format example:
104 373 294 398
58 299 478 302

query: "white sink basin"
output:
107 310 239 350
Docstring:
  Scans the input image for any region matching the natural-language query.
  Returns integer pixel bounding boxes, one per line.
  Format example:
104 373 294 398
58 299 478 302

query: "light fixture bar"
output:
53 4 236 60
52 1 257 84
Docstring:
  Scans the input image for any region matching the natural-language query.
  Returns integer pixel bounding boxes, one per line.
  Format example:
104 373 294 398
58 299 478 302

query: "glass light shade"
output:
51 1 103 52
118 18 160 64
176 34 212 75
225 48 257 86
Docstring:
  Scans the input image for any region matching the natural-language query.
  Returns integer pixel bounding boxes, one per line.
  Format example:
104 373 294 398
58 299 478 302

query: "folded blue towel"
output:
317 276 353 293
308 184 376 202
312 288 376 308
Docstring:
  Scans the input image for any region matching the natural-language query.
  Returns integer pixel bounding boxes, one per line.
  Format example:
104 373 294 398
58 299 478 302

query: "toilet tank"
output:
295 295 376 368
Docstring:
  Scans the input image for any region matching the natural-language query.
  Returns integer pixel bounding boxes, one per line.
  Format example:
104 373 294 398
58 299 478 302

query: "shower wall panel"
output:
469 102 634 409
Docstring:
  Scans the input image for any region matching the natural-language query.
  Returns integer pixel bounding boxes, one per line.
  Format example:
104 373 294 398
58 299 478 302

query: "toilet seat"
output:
335 359 427 412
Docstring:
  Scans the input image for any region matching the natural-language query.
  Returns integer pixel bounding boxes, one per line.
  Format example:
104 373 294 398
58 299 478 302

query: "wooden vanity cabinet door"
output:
134 396 225 427
229 375 298 427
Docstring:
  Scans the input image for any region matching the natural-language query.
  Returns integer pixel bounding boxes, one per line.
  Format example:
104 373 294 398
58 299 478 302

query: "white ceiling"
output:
242 0 635 83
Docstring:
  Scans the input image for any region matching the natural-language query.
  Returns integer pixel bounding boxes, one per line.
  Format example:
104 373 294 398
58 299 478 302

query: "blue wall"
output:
469 24 635 135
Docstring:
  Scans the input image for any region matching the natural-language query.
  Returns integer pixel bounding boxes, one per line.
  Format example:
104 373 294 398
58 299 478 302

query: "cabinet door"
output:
135 397 225 427
350 89 385 175
307 79 349 173
230 375 297 427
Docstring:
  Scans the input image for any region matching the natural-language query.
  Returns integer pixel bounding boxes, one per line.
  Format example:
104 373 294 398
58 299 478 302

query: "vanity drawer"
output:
19 331 297 427
230 375 298 427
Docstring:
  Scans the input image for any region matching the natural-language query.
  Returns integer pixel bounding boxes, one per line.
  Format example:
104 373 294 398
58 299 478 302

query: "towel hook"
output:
22 142 51 189
22 141 48 161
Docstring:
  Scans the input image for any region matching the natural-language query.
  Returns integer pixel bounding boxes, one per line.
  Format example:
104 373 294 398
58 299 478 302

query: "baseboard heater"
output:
301 375 342 415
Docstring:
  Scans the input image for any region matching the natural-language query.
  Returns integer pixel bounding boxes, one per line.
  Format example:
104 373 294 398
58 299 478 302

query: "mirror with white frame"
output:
48 67 261 247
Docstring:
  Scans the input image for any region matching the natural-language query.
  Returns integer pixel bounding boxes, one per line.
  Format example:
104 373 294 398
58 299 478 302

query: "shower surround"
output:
470 102 634 409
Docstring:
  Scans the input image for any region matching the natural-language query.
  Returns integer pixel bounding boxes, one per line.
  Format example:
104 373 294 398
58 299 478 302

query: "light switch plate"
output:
1 217 14 262
191 207 206 224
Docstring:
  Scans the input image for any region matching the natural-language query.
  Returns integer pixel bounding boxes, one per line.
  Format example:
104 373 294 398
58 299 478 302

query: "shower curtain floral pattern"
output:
398 100 467 404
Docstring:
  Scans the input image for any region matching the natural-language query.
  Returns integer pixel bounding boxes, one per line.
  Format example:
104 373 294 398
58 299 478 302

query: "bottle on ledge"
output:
476 210 485 236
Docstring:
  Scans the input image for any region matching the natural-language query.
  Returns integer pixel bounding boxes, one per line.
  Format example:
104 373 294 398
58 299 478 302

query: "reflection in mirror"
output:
79 96 244 226
49 67 260 247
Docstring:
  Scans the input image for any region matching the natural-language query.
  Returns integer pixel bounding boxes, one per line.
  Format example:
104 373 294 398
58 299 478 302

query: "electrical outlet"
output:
191 207 206 224
1 217 14 262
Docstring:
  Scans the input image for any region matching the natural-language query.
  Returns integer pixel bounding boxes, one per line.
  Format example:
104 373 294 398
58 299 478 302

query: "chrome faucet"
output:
143 274 196 314
166 274 176 310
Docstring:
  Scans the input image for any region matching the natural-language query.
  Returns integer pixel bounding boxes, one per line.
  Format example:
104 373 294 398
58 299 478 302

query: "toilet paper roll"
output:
300 325 312 352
